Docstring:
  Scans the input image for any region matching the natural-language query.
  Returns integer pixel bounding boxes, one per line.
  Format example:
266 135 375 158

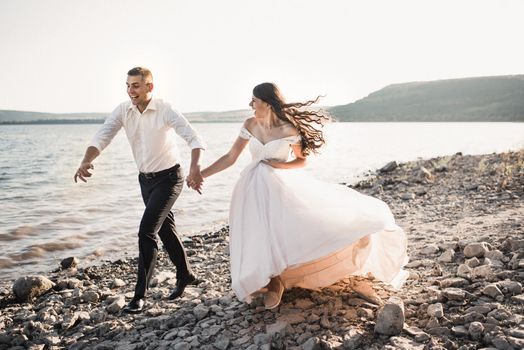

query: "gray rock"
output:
465 257 481 268
485 250 505 261
192 304 209 320
469 322 484 341
421 244 440 255
464 242 489 258
511 294 524 303
438 249 455 262
507 336 524 349
60 257 79 269
451 326 469 337
301 337 321 350
380 161 398 173
253 333 271 346
174 342 190 350
266 320 288 336
427 303 444 318
374 296 404 335
111 279 126 288
440 277 469 288
389 337 424 350
471 265 493 279
213 335 230 350
81 290 100 303
106 296 126 314
457 264 471 278
483 284 504 300
277 313 306 325
12 276 55 302
497 280 522 295
443 288 465 301
491 335 513 350
401 193 415 201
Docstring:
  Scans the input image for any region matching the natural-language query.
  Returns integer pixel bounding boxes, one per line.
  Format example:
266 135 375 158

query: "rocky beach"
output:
0 150 523 350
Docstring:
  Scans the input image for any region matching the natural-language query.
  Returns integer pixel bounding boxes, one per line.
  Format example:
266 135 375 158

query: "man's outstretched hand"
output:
74 162 94 183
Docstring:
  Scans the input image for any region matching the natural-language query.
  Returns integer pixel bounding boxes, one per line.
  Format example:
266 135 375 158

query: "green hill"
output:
329 75 524 121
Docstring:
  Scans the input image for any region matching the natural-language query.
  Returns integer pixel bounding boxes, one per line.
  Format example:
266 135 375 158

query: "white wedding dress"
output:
229 127 409 302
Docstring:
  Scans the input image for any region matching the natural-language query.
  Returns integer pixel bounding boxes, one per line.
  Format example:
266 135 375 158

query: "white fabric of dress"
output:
229 127 409 302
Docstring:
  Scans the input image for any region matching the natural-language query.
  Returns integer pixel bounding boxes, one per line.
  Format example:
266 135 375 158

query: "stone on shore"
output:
12 276 55 302
60 257 79 269
374 296 405 335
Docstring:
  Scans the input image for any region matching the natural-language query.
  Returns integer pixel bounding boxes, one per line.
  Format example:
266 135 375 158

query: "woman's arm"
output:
201 137 249 178
262 144 307 169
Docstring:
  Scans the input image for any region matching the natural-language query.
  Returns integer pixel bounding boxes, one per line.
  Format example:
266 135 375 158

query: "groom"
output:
74 67 205 313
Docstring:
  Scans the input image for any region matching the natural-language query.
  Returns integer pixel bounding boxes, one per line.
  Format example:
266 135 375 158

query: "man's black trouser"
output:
134 164 192 299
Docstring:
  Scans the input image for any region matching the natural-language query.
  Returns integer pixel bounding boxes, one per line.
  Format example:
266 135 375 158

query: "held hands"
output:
186 167 204 194
74 162 94 183
261 159 282 168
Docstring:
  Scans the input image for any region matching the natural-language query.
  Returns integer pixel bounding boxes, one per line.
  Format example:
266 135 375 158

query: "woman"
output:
200 83 408 309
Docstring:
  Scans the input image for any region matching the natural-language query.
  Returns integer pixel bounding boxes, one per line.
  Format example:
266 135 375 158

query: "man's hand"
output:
74 162 95 183
186 167 204 194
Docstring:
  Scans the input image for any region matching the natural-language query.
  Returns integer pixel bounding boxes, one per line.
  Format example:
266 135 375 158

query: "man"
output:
74 67 205 313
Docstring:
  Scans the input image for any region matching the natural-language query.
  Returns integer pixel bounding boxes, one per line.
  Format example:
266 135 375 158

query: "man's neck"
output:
137 98 153 113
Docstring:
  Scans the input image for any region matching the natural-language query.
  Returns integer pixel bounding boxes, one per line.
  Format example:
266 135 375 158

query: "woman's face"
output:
249 95 269 116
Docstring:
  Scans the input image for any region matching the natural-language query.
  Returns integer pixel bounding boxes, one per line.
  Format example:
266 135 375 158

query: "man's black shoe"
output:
123 298 145 313
168 274 197 300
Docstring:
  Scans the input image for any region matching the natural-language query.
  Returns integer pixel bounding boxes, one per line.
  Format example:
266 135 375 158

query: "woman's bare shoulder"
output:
243 116 257 128
280 122 300 137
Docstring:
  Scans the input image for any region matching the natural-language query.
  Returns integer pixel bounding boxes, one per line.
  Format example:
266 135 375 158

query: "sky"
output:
1 0 523 114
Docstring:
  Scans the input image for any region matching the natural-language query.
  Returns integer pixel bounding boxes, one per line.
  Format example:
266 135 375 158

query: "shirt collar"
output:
127 97 158 114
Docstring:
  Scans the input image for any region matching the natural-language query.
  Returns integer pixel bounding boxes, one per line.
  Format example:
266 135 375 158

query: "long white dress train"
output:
229 127 408 302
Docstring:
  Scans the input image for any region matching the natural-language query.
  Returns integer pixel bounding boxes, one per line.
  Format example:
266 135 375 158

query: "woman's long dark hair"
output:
253 82 331 156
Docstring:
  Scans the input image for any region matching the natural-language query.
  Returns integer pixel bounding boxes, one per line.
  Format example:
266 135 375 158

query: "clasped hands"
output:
186 168 204 194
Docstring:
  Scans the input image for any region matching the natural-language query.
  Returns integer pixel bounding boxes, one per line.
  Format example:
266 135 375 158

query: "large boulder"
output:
12 276 55 302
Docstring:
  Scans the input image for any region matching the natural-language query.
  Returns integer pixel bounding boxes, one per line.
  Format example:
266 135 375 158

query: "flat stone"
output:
443 288 466 301
440 277 469 288
511 294 524 303
483 284 504 299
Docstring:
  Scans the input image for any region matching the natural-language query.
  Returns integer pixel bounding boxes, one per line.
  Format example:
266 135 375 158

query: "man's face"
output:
126 75 152 108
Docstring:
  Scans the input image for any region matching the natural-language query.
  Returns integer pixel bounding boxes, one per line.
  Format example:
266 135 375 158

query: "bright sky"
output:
1 0 523 114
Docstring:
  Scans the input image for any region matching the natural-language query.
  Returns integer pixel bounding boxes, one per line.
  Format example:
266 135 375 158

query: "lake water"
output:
1 122 523 282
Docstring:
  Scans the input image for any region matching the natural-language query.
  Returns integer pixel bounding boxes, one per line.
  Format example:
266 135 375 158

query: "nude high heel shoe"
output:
264 277 284 310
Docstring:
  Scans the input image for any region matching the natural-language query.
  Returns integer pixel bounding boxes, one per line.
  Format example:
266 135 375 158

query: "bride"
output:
197 82 408 309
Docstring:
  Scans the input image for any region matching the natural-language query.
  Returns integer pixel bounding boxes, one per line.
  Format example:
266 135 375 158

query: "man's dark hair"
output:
128 67 153 83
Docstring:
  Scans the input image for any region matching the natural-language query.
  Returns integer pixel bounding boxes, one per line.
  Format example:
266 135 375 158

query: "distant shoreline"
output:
1 120 524 125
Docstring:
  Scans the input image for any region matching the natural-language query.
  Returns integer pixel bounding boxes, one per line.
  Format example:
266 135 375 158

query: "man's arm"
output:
74 104 123 183
74 146 100 183
166 107 207 193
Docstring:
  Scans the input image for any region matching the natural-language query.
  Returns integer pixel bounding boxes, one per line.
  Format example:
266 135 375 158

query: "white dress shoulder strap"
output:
239 127 252 140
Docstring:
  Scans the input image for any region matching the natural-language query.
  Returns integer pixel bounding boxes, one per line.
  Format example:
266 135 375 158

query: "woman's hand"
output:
261 159 282 168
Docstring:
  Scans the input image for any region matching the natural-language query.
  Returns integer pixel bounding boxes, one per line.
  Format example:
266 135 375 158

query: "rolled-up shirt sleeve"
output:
167 108 207 150
89 104 124 152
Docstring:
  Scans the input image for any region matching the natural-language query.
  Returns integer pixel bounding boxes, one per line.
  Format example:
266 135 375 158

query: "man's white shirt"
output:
89 98 206 173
